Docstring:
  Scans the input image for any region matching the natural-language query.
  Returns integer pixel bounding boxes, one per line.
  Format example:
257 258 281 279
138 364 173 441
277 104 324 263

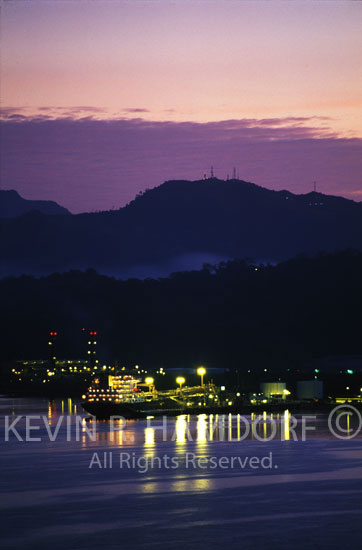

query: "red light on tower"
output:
48 331 58 364
86 330 98 365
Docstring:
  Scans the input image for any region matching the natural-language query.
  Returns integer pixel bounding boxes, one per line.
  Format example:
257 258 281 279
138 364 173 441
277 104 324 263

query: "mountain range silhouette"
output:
1 178 362 277
0 189 70 218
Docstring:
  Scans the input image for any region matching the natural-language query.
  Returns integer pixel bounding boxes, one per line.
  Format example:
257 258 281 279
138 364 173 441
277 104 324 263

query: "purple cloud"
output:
122 108 150 113
1 105 107 122
1 116 361 213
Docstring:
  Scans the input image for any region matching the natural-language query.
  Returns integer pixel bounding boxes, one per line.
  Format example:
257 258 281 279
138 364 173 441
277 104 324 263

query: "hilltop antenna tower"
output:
210 166 214 178
313 181 317 193
232 167 237 179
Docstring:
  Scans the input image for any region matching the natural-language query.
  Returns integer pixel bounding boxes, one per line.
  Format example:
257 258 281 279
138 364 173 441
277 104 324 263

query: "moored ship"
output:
81 373 221 419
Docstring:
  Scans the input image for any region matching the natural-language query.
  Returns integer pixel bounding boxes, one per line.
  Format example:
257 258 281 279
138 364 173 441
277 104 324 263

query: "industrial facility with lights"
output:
4 329 362 419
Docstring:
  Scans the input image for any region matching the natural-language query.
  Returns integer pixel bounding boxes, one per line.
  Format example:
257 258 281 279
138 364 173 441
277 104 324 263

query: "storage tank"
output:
260 382 286 398
297 380 323 400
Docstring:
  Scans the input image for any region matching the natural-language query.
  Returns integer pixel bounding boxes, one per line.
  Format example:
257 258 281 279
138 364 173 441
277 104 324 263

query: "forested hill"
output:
0 189 70 218
1 251 361 369
1 178 362 277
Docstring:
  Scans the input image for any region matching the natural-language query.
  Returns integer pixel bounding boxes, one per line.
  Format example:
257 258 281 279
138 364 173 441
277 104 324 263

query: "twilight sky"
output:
1 0 362 213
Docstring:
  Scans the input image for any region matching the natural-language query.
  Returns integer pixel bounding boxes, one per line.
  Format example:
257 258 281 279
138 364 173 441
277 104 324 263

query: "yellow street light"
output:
145 377 154 386
176 377 185 391
197 366 206 387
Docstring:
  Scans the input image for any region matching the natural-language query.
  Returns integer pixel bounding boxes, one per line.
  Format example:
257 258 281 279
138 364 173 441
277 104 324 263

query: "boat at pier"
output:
81 374 222 419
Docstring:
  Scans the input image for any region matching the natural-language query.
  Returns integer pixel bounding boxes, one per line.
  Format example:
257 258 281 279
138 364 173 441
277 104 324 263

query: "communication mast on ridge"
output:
232 167 237 179
210 166 214 178
313 181 317 193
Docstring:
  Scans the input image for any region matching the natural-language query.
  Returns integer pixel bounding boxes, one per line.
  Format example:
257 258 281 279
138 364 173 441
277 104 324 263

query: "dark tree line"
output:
1 250 362 373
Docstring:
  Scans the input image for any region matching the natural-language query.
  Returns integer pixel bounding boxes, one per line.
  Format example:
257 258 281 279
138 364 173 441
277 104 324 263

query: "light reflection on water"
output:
1 397 359 446
1 398 362 549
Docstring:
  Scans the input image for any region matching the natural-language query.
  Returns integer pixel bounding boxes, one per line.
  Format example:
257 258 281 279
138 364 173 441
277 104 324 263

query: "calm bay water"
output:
1 397 362 549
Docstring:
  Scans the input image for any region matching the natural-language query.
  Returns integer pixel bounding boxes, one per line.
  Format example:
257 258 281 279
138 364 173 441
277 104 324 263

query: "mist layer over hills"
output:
1 178 362 278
